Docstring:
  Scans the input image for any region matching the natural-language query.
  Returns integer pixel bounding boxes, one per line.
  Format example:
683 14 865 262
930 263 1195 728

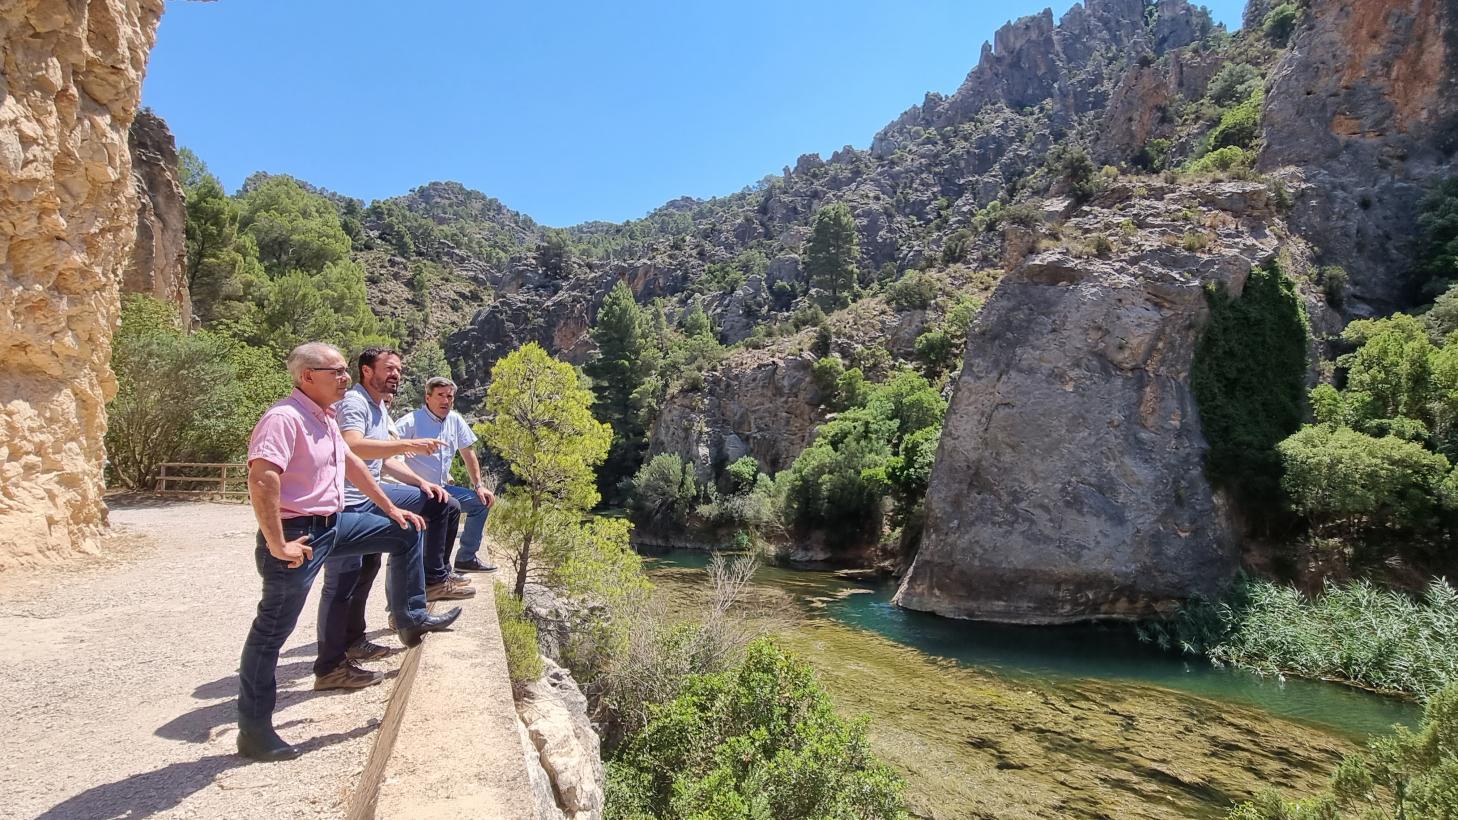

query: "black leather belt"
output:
282 513 337 529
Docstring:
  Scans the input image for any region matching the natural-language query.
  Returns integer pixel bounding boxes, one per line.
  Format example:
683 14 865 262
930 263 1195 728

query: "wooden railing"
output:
155 462 249 500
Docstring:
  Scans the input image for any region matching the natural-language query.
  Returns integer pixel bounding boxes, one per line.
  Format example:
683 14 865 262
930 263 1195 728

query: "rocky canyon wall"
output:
0 0 165 569
1260 0 1458 315
125 107 188 324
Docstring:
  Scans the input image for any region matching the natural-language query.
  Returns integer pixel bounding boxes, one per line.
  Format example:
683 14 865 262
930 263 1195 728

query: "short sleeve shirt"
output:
395 407 477 485
334 384 391 507
247 388 348 517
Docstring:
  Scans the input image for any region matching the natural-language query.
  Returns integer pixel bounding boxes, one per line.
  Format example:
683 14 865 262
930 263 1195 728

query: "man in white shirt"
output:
396 377 498 573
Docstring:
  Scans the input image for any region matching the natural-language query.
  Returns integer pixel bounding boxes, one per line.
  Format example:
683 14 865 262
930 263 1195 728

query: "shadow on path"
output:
192 660 314 700
37 723 376 820
166 668 401 742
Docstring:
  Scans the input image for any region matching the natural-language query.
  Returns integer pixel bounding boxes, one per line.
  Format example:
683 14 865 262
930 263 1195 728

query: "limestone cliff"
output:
0 0 164 570
125 108 189 324
895 182 1286 623
1260 0 1458 315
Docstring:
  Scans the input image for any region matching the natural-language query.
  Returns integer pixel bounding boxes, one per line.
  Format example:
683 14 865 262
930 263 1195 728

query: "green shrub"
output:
1416 177 1458 294
885 271 938 311
605 638 905 820
1191 261 1309 515
1261 3 1300 47
1184 146 1256 175
1278 425 1451 535
914 328 957 374
628 454 700 527
1317 265 1348 307
1181 230 1211 252
1208 89 1264 152
495 583 545 686
1206 63 1262 107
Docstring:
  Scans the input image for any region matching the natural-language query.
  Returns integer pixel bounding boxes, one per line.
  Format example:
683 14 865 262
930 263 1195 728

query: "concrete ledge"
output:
370 582 539 819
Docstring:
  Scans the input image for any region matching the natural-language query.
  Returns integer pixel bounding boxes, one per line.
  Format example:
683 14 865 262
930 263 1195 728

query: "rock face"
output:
895 182 1283 623
0 0 164 570
648 351 822 484
1260 0 1458 315
125 108 189 324
516 656 605 820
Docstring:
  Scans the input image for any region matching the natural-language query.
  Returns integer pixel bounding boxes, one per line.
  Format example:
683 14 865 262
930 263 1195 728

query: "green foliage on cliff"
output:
587 281 653 497
1191 261 1309 517
1416 177 1458 295
495 582 545 686
1260 3 1300 48
1279 426 1452 536
782 370 946 543
806 203 860 309
1229 682 1458 819
605 638 906 820
1207 88 1264 152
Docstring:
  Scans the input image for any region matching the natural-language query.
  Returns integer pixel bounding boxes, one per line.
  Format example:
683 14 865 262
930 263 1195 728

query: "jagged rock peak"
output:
877 0 1214 141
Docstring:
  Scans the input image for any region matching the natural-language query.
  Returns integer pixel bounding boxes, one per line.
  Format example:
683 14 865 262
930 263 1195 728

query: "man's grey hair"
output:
425 376 457 394
286 342 344 386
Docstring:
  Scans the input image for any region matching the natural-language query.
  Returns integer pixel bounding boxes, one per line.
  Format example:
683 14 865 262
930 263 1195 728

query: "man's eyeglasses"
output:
310 367 351 379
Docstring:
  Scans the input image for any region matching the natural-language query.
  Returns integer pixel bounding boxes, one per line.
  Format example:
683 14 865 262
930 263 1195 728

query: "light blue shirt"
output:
335 384 390 508
395 407 478 486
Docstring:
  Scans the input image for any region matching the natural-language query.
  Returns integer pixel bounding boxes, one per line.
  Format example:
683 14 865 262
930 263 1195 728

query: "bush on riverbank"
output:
1141 576 1458 700
604 638 906 820
1228 682 1458 819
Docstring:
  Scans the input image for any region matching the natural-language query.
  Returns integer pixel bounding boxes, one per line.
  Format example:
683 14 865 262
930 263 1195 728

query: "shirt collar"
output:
289 387 337 421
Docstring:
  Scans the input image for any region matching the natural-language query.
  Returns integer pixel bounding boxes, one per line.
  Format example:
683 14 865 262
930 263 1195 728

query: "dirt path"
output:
0 497 407 820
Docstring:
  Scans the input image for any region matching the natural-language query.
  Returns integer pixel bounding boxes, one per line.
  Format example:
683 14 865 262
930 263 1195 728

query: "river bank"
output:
644 553 1420 819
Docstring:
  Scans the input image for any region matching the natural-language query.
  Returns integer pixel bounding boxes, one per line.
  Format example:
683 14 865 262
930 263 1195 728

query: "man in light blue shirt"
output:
396 376 498 573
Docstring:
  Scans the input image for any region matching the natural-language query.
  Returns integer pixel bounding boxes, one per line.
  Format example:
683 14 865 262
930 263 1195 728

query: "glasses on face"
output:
310 367 351 380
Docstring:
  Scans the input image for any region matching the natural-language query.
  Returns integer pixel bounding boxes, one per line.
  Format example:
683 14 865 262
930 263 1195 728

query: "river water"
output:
644 551 1420 819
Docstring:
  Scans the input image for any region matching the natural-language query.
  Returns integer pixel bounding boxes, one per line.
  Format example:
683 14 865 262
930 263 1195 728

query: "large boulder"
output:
0 0 165 570
516 656 605 820
895 183 1283 623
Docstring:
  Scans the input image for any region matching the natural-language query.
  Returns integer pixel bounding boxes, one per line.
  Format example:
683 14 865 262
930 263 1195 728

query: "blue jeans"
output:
238 511 427 727
316 485 460 675
445 484 491 564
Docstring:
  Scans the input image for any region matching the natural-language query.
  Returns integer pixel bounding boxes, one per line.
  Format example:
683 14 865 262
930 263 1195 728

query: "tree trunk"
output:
513 495 541 598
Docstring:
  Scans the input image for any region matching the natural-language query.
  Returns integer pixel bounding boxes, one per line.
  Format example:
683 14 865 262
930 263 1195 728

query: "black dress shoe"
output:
237 724 300 762
396 606 463 648
454 557 498 573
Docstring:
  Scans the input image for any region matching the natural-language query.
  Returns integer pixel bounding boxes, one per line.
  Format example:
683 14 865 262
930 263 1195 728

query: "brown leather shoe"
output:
426 577 477 601
313 660 383 690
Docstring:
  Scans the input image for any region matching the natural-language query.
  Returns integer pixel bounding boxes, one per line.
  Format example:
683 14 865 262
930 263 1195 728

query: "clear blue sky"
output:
143 0 1245 227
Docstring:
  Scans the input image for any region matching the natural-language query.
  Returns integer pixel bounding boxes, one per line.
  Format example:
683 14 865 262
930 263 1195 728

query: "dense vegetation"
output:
606 639 905 819
1141 576 1458 700
1229 682 1458 819
480 344 904 817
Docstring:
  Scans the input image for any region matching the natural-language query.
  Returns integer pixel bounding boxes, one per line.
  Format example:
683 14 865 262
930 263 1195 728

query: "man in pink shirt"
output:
238 341 462 762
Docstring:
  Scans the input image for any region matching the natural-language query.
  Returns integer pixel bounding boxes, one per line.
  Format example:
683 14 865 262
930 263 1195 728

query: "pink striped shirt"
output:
247 388 348 517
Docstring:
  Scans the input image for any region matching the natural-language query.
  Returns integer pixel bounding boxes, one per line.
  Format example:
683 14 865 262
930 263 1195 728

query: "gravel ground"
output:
0 497 407 820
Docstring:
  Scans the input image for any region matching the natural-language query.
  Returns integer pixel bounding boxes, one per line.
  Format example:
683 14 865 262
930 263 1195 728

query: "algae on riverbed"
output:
646 560 1371 819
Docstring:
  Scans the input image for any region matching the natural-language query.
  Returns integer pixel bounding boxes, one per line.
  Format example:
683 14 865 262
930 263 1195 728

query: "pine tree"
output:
805 203 860 309
585 280 649 496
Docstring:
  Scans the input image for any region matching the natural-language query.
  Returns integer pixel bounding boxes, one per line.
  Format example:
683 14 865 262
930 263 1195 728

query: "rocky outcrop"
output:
0 0 164 570
895 182 1284 623
125 108 188 323
446 256 688 406
1260 0 1458 315
648 350 823 484
516 656 605 820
